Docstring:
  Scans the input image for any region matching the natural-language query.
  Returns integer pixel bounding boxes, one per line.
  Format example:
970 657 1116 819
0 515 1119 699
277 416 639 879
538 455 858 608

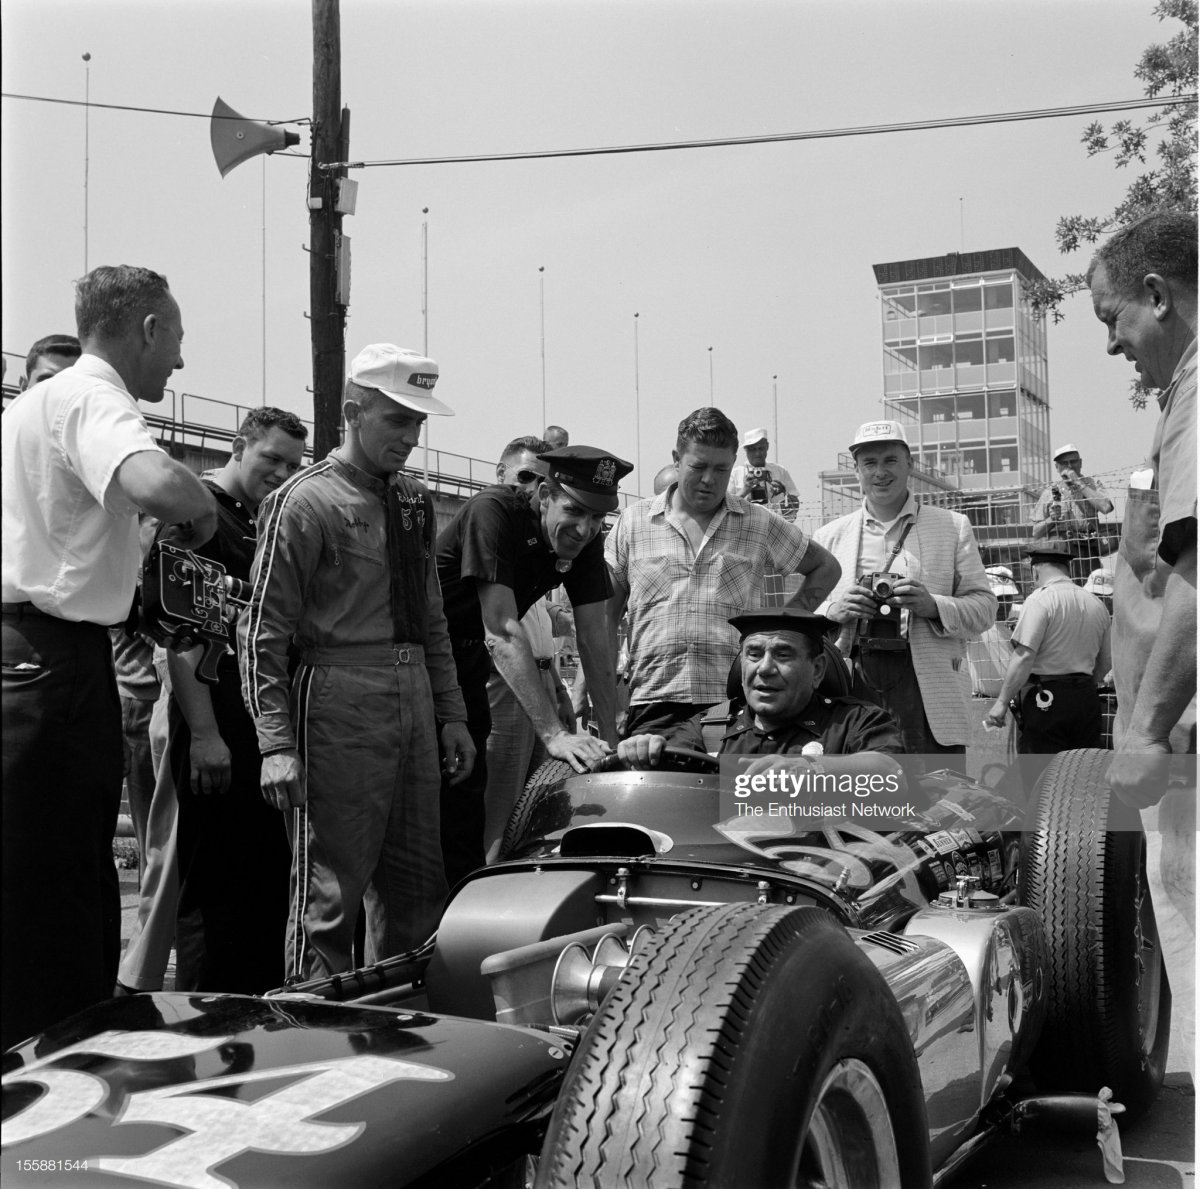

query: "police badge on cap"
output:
538 446 634 513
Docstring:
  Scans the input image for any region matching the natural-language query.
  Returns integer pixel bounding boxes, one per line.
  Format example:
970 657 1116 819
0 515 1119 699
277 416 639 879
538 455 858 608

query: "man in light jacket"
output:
813 420 995 769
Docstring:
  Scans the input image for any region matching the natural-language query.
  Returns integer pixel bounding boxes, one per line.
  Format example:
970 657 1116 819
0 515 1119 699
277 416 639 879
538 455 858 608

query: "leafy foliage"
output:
1028 0 1196 410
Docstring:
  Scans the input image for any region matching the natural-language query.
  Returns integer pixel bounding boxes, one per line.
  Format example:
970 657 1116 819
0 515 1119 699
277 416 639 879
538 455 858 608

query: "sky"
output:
1 0 1186 504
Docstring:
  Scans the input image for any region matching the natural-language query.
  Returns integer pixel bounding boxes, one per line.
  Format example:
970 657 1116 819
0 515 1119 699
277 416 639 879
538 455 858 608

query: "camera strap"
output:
850 508 918 662
877 507 917 574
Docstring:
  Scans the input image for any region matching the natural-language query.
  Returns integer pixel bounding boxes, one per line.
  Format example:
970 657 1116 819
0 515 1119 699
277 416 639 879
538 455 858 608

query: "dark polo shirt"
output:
436 485 610 643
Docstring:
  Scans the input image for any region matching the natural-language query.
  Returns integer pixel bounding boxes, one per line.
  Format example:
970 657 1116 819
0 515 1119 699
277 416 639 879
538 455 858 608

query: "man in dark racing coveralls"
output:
617 607 903 765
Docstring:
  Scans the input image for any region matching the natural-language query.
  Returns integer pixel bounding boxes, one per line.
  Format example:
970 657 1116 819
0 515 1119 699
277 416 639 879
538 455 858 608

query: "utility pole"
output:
310 0 348 460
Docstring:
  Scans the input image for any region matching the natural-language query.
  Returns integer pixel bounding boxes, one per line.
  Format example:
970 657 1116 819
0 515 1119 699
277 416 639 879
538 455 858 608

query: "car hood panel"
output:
2 992 567 1188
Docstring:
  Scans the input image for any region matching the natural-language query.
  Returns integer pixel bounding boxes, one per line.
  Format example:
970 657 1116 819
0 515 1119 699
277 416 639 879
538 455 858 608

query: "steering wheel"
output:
597 746 720 774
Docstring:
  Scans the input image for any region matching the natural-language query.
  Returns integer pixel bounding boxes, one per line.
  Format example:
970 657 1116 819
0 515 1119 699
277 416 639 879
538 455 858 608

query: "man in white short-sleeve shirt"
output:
2 264 216 1049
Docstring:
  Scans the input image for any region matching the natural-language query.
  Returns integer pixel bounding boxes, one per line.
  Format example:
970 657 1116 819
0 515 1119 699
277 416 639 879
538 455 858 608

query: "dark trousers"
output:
171 669 291 994
1018 676 1103 754
440 640 492 891
851 642 966 774
2 612 123 1049
623 701 717 739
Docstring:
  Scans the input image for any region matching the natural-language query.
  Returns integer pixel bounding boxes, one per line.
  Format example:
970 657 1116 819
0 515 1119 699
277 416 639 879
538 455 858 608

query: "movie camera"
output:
140 540 250 684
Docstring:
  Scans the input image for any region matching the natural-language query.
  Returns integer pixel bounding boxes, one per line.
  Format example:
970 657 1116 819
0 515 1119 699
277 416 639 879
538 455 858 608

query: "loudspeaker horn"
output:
211 97 300 178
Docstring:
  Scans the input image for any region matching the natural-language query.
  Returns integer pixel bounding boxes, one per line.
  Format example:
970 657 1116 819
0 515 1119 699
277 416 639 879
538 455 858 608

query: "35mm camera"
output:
859 571 903 614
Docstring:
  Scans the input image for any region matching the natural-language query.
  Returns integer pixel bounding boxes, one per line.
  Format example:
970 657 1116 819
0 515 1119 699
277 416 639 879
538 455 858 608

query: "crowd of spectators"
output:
1 208 1193 1057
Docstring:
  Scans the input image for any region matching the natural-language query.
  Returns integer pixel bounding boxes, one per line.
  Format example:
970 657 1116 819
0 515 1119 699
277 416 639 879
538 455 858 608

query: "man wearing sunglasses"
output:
478 438 577 861
437 442 632 887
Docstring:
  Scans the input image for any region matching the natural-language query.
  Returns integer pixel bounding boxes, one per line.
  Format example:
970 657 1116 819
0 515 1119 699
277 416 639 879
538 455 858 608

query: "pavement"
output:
952 1074 1194 1187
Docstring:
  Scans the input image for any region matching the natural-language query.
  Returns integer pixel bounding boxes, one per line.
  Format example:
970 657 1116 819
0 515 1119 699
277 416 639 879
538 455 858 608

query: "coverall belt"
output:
299 644 426 666
1030 673 1093 684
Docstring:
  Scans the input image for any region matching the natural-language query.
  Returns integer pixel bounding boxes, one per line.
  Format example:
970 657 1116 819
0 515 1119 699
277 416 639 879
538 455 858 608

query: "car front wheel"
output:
535 903 930 1189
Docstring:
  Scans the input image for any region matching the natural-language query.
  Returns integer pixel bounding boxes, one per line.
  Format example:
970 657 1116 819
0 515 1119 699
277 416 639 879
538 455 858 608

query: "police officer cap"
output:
539 445 633 513
1024 540 1073 561
728 606 835 637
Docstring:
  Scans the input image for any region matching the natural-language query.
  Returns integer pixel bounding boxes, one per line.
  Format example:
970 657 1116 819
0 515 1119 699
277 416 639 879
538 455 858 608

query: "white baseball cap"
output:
742 427 769 447
849 420 908 453
1084 568 1114 595
348 344 454 416
1052 443 1080 461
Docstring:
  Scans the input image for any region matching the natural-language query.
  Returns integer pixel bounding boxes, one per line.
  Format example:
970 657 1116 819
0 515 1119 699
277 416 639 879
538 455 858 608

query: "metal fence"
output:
2 356 655 509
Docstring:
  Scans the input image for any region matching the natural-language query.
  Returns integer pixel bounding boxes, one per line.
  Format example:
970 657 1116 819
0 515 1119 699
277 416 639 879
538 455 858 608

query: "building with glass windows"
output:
820 248 1053 549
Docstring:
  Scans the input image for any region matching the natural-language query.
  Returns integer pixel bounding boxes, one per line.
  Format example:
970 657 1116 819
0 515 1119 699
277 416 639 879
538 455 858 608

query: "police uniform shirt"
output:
667 694 905 756
1010 576 1109 677
436 484 611 642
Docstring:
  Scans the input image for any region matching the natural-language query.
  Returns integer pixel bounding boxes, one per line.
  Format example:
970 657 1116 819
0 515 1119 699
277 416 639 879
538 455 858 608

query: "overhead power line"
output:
4 90 1192 171
1 91 308 125
320 94 1196 170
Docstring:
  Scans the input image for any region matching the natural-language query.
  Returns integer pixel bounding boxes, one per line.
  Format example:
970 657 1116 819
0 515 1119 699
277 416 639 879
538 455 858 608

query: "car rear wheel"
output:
534 903 930 1189
1019 747 1170 1119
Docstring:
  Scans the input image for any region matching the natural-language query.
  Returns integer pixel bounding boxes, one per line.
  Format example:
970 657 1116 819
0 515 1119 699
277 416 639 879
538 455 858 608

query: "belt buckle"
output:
393 647 413 665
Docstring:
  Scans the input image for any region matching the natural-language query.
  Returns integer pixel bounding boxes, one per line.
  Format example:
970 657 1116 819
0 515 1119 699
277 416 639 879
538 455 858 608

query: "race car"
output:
2 745 1171 1189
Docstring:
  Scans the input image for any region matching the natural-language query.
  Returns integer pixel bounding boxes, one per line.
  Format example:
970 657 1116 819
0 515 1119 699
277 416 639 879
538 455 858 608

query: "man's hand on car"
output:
547 730 612 773
616 734 666 770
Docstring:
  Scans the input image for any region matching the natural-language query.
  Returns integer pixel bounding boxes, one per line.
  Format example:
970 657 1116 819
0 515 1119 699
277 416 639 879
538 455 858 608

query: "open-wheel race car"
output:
2 741 1171 1189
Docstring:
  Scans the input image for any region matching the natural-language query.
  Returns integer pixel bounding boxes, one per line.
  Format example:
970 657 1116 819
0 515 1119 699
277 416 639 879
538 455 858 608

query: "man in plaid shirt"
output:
606 407 839 737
